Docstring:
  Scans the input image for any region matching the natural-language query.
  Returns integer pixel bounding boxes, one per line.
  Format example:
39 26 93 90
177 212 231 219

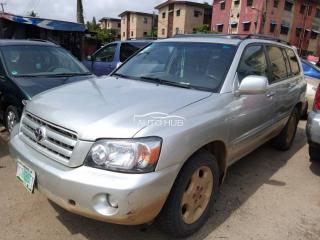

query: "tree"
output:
193 24 214 34
28 10 38 17
86 17 118 44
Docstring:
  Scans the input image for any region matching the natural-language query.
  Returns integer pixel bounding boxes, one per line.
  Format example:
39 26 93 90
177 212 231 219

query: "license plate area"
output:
16 161 36 193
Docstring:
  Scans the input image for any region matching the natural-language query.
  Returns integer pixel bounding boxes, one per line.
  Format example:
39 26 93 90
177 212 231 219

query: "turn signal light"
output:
315 84 320 110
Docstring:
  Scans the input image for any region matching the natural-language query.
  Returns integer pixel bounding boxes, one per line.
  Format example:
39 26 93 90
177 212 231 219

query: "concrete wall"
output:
121 13 153 40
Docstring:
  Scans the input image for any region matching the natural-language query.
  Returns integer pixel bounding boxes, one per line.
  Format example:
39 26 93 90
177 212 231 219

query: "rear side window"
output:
120 42 148 62
237 45 268 82
285 48 300 76
266 46 288 82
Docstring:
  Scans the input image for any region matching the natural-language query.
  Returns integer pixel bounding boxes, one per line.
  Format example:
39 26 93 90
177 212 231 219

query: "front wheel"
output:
4 106 20 133
156 150 220 238
309 145 320 162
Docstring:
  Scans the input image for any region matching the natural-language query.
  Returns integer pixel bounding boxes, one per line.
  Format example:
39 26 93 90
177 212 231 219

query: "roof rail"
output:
174 33 291 45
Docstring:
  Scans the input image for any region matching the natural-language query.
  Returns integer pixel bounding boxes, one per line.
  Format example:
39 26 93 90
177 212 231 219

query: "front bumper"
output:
9 127 180 225
306 111 320 145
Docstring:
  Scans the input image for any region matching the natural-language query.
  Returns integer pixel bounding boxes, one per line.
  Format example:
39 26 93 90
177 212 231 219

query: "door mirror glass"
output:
238 75 268 95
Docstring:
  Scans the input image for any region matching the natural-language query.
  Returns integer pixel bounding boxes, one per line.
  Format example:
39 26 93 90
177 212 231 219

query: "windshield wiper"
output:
112 73 131 79
15 72 92 78
140 76 193 89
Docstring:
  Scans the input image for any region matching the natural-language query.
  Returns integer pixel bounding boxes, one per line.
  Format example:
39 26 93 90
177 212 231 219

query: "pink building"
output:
211 0 320 56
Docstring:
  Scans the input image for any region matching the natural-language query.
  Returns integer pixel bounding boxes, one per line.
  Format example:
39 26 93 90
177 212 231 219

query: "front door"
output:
229 44 275 161
92 43 117 76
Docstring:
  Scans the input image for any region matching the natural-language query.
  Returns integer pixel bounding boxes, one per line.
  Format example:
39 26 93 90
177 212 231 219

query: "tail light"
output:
315 84 320 110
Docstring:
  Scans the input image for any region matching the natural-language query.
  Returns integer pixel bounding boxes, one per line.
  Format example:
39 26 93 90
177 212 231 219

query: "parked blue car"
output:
82 40 151 76
301 58 320 79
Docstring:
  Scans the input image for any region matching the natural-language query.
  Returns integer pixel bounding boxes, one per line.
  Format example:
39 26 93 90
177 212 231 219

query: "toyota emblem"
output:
34 127 46 142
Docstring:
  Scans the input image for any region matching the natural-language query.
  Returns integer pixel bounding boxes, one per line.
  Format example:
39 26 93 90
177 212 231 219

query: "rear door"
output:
119 42 149 63
266 45 300 123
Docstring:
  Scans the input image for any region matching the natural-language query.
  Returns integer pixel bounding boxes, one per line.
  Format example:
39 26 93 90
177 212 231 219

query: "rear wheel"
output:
272 108 299 151
4 106 19 133
309 146 320 162
157 150 219 238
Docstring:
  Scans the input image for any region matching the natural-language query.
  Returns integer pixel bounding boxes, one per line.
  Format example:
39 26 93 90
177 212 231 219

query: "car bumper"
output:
306 111 320 145
9 127 179 225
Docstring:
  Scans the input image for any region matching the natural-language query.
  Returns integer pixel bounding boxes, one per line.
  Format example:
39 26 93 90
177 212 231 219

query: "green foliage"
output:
193 24 215 34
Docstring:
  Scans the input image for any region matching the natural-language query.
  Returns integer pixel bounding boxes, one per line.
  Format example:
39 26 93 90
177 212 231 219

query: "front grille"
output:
19 112 78 164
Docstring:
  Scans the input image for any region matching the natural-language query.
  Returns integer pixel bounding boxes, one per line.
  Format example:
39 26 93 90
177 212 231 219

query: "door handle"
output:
266 91 276 98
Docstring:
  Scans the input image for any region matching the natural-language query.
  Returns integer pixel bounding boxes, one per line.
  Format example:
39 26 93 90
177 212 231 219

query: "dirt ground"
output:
1 122 320 240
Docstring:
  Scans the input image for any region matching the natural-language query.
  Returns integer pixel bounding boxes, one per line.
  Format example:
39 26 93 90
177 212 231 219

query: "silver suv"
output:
10 35 306 237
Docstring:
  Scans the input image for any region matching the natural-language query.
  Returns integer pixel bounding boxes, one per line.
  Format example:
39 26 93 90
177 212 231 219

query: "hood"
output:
13 74 95 99
27 76 212 140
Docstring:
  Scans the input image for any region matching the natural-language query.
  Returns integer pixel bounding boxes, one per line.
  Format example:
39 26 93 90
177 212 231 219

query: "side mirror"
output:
116 62 122 69
87 55 92 61
237 75 268 95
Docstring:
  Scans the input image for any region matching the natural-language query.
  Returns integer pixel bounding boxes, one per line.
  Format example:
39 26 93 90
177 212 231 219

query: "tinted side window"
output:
0 61 5 76
120 42 147 62
238 45 268 82
285 48 300 76
94 44 117 62
266 46 288 82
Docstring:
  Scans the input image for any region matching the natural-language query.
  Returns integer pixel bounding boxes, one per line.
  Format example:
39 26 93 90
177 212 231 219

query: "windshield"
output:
1 45 90 77
113 42 237 92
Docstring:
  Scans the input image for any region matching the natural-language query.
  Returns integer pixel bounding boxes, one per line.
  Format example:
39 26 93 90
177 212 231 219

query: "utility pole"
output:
0 2 6 12
76 0 84 24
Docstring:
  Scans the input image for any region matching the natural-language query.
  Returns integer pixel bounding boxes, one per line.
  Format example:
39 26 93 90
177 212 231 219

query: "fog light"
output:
107 194 118 208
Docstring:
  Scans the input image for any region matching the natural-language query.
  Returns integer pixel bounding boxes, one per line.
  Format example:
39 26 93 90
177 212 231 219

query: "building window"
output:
122 19 125 24
231 23 238 28
131 31 133 37
175 27 180 34
220 1 226 10
217 24 223 32
162 28 165 35
176 9 181 16
118 23 121 28
270 23 276 33
280 26 289 35
107 22 110 27
274 0 279 8
300 5 305 14
194 10 202 17
310 31 317 39
316 9 320 18
162 12 166 18
144 17 148 24
143 32 147 36
247 0 253 7
243 22 251 31
234 0 240 6
122 32 125 37
284 1 293 12
296 28 301 37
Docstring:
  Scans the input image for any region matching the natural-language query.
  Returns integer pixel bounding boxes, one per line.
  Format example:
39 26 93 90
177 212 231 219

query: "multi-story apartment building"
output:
119 11 157 40
211 0 320 55
99 17 121 31
156 0 212 38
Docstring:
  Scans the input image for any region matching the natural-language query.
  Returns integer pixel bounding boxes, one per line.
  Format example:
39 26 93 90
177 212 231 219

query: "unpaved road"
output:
1 122 320 240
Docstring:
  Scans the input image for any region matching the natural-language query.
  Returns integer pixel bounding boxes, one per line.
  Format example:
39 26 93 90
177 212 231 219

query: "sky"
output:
4 0 209 23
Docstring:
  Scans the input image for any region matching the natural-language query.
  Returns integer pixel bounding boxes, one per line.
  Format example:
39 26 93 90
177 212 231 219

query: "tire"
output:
309 146 320 162
156 150 220 238
301 102 308 120
4 106 20 133
272 108 299 151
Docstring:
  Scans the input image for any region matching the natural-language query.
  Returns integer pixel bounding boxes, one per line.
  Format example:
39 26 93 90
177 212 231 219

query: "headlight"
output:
85 137 162 173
